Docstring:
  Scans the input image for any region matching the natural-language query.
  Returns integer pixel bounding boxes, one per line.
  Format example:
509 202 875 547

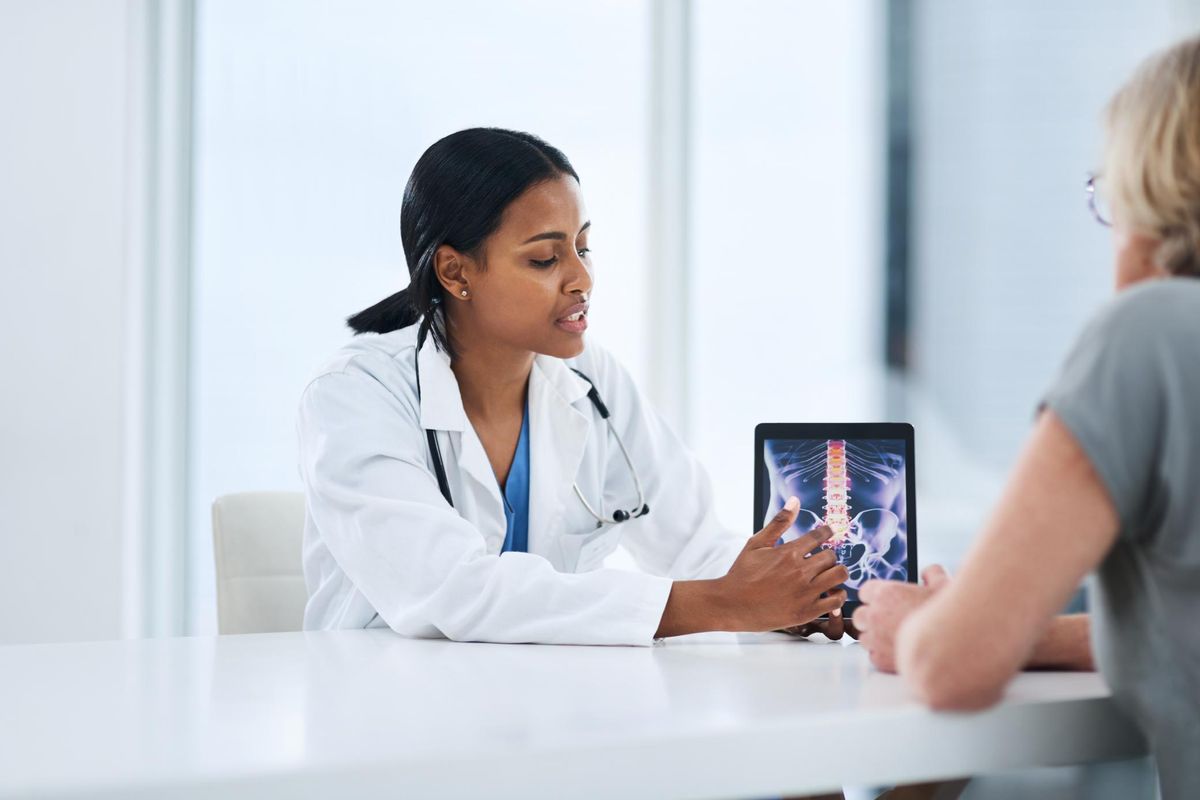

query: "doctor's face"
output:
456 175 594 359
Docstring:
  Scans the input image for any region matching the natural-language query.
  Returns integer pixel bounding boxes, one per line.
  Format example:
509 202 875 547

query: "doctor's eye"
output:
577 247 591 258
530 256 559 268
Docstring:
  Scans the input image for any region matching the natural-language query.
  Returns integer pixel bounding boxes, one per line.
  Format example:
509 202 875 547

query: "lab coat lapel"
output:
527 356 593 558
416 335 505 536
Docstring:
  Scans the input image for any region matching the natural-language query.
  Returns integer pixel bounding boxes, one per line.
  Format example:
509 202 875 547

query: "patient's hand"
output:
853 565 951 672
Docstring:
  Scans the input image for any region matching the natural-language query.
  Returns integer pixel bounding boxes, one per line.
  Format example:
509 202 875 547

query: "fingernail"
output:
832 608 842 617
784 496 798 511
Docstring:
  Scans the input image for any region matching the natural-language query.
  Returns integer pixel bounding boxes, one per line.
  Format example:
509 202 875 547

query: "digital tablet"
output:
753 423 917 615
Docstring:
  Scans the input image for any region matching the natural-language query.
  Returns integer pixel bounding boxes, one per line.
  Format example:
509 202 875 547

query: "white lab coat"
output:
297 324 743 645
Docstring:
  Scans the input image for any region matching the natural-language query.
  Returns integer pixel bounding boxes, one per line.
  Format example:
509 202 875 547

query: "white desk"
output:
0 630 1144 799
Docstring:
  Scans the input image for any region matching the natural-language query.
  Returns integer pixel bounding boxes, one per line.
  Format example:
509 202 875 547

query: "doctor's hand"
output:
778 614 861 641
853 565 952 673
655 497 849 638
717 497 850 633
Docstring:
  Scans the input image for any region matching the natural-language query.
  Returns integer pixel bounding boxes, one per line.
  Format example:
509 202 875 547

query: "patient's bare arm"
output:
856 579 1094 673
892 411 1118 709
1027 613 1093 671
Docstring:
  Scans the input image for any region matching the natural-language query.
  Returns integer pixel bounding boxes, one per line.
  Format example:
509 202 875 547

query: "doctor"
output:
298 127 848 645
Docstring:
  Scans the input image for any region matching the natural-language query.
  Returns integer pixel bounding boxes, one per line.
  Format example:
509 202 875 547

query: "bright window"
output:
189 0 651 632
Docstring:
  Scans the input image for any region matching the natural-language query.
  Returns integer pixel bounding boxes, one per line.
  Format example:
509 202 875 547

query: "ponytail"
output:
346 288 419 334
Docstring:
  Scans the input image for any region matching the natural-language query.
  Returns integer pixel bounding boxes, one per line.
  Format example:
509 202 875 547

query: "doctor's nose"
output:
567 281 592 302
566 256 593 297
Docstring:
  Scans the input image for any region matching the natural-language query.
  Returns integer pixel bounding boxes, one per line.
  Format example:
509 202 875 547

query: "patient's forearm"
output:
898 414 1115 709
1027 613 1093 670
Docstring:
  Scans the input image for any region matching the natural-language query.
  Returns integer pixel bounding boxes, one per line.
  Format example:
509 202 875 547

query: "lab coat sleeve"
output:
298 363 673 645
577 345 746 581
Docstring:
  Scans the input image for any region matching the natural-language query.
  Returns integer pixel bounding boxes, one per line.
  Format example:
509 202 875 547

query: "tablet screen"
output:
758 430 914 608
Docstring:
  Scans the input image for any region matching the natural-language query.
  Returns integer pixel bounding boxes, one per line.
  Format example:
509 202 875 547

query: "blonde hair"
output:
1105 33 1200 276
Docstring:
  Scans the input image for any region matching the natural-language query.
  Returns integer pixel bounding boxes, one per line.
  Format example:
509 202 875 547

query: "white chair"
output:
212 491 308 634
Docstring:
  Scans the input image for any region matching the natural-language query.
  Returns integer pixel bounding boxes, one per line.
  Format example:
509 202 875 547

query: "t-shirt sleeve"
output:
1040 285 1174 538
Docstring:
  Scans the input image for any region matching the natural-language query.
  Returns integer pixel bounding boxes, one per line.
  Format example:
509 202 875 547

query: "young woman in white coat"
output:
298 127 848 645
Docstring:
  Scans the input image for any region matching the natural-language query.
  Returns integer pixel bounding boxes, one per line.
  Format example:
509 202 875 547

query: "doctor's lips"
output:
554 302 589 334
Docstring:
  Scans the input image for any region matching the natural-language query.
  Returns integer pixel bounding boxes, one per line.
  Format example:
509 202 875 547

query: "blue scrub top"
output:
500 401 531 553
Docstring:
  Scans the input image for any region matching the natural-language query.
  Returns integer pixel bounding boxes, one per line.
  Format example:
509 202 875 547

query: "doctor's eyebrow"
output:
520 221 591 245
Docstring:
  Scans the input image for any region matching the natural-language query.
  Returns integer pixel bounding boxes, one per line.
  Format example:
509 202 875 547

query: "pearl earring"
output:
460 289 468 298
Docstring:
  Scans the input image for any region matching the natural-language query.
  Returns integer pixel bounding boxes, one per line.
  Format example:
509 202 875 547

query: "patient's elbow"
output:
909 666 1005 711
901 634 1007 711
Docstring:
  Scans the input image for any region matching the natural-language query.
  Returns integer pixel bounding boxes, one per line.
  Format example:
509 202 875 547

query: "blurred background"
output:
0 0 1193 649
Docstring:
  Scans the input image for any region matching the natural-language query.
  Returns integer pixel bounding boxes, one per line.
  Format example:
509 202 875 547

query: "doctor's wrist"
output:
654 579 733 638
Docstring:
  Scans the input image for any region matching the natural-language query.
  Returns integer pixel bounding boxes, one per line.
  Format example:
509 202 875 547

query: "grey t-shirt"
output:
1042 277 1200 799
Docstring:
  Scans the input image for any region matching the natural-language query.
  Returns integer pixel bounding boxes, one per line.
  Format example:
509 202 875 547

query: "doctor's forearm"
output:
655 580 731 638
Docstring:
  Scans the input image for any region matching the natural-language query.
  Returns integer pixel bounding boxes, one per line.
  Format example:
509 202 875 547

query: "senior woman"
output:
854 33 1200 799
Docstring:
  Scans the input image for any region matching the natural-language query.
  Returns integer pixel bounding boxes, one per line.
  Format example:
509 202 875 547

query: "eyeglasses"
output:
1086 172 1112 227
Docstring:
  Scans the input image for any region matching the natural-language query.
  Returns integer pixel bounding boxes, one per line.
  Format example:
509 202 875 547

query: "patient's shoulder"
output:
1078 277 1200 361
1095 277 1200 335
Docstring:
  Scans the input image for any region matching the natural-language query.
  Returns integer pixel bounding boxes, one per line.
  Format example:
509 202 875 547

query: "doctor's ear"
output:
433 244 472 300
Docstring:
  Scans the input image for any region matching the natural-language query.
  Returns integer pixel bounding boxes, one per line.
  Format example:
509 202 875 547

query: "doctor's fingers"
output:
808 563 850 594
806 589 848 618
801 606 847 640
777 525 836 557
790 546 837 574
747 498 801 549
821 610 846 640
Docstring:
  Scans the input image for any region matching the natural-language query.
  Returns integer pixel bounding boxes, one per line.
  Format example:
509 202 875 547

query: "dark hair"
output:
346 128 580 356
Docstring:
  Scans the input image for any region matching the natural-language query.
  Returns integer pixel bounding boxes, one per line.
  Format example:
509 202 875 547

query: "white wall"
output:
889 0 1189 571
910 0 1181 472
0 1 134 644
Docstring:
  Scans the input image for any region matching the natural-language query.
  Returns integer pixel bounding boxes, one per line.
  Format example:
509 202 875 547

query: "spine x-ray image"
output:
763 438 908 603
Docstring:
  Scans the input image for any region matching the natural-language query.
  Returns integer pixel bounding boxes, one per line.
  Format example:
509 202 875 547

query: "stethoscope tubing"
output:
413 325 648 528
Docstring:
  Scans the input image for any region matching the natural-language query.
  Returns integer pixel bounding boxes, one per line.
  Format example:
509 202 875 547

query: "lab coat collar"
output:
531 352 592 410
417 335 596 555
416 334 469 432
417 334 594 433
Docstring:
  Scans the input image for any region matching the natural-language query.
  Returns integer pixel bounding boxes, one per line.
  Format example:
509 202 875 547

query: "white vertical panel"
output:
140 0 195 637
0 0 132 643
647 0 692 435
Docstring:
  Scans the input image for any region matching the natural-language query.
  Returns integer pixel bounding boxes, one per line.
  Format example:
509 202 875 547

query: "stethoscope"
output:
414 324 650 528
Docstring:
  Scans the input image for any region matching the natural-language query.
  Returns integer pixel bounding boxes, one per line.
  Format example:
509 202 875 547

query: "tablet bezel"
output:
753 422 918 616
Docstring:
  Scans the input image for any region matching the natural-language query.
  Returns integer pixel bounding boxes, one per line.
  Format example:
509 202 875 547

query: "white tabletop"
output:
0 630 1144 799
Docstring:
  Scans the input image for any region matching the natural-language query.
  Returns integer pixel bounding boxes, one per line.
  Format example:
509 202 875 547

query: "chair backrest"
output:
212 491 307 634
